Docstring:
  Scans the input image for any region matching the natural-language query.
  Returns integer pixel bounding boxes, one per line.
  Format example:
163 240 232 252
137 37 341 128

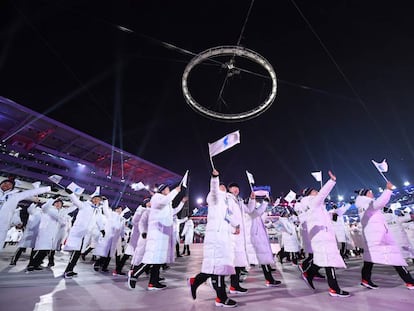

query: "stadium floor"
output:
0 243 413 311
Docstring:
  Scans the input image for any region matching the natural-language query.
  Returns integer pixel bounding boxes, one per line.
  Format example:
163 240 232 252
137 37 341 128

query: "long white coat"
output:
141 189 179 264
181 218 194 245
0 186 51 250
245 201 274 264
201 176 235 275
18 203 42 249
279 216 301 253
227 193 255 267
64 194 105 251
328 204 349 243
94 204 125 257
355 189 407 266
300 179 346 268
294 201 312 253
34 200 69 250
131 207 150 265
384 212 414 259
124 205 145 256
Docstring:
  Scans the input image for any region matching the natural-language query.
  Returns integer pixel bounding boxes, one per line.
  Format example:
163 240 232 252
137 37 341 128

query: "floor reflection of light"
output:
33 279 66 311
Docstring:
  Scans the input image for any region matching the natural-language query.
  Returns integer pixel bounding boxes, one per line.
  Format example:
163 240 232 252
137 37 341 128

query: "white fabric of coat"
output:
350 223 364 249
300 179 346 268
201 176 235 275
142 189 179 264
328 204 349 243
124 205 145 256
131 207 150 265
0 186 51 251
227 193 255 268
181 218 194 245
279 217 301 253
18 203 42 249
173 202 186 243
402 221 414 256
384 212 414 259
6 227 23 242
34 200 69 250
294 201 312 253
64 194 105 251
355 189 407 266
94 204 126 257
245 201 275 264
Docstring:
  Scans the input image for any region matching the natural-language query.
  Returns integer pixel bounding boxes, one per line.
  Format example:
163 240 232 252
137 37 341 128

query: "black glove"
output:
100 230 105 237
141 232 147 239
332 213 338 222
65 188 73 194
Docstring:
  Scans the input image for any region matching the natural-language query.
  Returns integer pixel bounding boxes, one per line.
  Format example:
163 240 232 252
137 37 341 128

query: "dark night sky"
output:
2 0 414 204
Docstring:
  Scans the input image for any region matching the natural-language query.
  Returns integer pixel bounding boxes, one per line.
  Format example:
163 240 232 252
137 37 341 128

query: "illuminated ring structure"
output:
182 46 277 122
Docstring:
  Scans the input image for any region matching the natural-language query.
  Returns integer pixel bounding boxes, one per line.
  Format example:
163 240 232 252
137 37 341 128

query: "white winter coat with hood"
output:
18 203 42 248
300 179 346 268
201 176 235 275
355 189 407 266
142 189 179 264
64 194 105 251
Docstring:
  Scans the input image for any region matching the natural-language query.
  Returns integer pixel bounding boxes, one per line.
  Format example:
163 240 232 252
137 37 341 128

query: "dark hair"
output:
302 187 315 197
355 189 371 196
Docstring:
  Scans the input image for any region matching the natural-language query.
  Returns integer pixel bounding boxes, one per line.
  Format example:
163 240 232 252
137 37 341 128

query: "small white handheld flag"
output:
284 190 297 203
31 181 41 189
181 170 189 188
311 171 322 182
131 182 146 191
208 130 240 157
48 174 63 184
67 182 85 195
246 170 255 185
91 186 100 197
371 159 388 173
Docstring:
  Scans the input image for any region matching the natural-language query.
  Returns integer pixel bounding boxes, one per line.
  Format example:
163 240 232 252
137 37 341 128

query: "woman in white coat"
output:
355 182 414 290
0 179 51 251
10 202 42 265
187 170 238 308
299 171 349 297
181 218 194 256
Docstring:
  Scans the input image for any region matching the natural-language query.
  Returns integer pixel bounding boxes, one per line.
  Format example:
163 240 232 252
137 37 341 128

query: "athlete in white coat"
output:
181 218 194 256
129 183 181 290
188 170 238 308
299 171 350 297
355 182 414 290
62 192 105 278
0 178 51 251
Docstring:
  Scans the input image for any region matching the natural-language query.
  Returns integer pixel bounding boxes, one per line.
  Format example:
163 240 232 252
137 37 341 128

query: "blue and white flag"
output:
371 159 388 173
284 190 297 203
48 174 62 184
181 170 189 188
208 130 240 157
67 182 85 195
311 171 322 182
90 186 100 197
131 182 146 191
246 170 255 185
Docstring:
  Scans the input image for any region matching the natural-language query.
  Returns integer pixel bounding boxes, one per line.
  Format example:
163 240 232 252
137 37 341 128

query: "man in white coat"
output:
0 178 51 251
63 191 105 278
181 217 194 256
188 169 238 307
355 182 414 290
128 183 181 290
299 171 350 297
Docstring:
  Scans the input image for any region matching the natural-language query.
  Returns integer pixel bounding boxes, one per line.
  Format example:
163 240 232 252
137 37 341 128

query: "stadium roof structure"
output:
0 96 182 208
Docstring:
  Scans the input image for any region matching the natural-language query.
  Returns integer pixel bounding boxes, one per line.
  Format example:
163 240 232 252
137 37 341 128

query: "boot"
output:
176 243 182 257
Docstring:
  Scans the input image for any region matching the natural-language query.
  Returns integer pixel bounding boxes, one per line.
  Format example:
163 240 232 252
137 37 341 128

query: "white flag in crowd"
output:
48 174 62 184
371 159 388 173
208 130 240 157
91 186 100 197
311 171 322 182
131 182 146 191
246 170 255 184
31 181 41 189
181 170 189 188
67 182 85 195
284 190 297 203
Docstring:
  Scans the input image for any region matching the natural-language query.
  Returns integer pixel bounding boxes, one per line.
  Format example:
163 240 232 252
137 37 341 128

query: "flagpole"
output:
378 171 389 182
209 156 216 170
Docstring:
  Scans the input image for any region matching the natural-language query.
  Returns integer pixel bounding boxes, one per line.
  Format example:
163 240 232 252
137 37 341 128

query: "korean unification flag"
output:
208 130 240 157
131 182 146 191
284 190 297 203
67 182 85 195
181 170 189 188
90 186 100 197
371 159 388 173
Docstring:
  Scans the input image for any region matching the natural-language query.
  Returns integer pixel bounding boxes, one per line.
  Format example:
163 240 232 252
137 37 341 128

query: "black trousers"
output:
64 239 84 273
29 250 49 267
362 261 414 283
230 266 246 289
307 263 341 291
192 273 228 301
